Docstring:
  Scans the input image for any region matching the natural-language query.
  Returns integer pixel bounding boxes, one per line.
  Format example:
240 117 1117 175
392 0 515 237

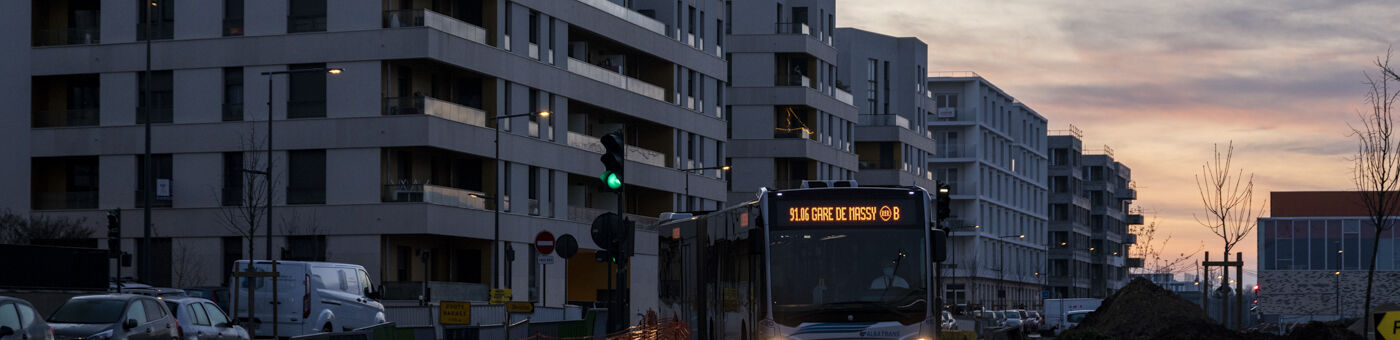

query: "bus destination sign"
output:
772 199 920 227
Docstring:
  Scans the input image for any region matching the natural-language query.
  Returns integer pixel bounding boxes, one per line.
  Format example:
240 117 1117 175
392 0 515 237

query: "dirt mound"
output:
1284 319 1362 340
1059 277 1244 340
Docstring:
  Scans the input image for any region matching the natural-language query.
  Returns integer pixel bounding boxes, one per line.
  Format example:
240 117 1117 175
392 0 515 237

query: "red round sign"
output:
535 231 556 255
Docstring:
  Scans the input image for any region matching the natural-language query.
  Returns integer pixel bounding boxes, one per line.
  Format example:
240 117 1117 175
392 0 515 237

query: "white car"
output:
230 261 385 337
162 297 248 340
1063 310 1093 333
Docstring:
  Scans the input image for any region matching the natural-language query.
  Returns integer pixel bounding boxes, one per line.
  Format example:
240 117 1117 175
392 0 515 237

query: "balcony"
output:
1118 187 1137 200
566 131 666 168
932 143 973 159
566 206 658 230
33 28 100 46
777 75 811 88
1127 257 1144 268
574 0 666 36
384 9 488 45
1127 214 1144 225
383 96 487 128
32 191 97 210
858 114 910 130
775 22 810 35
382 183 490 211
1124 234 1138 245
33 109 98 128
566 58 666 101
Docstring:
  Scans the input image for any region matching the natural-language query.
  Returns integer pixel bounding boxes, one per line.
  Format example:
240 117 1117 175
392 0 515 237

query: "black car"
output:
47 295 176 340
0 296 52 340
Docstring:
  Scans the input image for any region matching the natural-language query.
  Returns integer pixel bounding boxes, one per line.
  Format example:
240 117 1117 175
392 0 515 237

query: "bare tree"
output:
280 210 330 260
213 129 276 263
1350 49 1400 329
0 210 95 245
171 241 208 287
1193 142 1264 304
1129 213 1205 275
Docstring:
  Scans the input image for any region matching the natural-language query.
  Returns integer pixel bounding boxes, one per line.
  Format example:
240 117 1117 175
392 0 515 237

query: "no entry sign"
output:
536 231 555 255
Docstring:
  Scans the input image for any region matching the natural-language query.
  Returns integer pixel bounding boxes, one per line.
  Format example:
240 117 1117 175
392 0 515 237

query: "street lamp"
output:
489 110 550 291
1335 243 1342 317
676 165 731 211
253 67 341 338
996 234 1023 308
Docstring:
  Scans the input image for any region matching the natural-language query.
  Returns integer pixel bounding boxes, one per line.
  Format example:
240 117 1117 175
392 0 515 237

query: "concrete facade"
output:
724 0 859 203
12 0 729 320
926 74 1049 309
1046 133 1141 299
834 28 937 190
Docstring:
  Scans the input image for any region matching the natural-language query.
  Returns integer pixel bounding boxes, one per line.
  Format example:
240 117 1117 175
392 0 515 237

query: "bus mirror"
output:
931 228 948 263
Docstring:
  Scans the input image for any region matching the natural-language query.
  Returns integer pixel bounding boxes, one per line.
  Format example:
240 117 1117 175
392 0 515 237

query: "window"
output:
222 237 242 284
528 10 539 44
188 303 211 326
287 149 326 204
528 166 540 216
0 304 17 331
135 154 173 207
137 0 174 40
288 0 326 33
223 68 243 121
204 303 230 326
285 236 327 261
288 63 327 118
224 0 243 36
124 301 147 325
866 59 877 114
138 71 173 124
222 152 243 206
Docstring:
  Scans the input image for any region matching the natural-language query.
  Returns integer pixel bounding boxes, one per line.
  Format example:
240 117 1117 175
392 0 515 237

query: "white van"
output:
229 260 385 337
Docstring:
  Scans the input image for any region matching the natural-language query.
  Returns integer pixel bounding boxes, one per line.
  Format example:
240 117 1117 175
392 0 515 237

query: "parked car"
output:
1002 310 1025 331
180 288 230 313
125 288 188 299
162 297 248 340
0 296 52 340
48 294 176 340
108 282 153 293
940 310 956 330
1025 310 1043 332
232 260 385 337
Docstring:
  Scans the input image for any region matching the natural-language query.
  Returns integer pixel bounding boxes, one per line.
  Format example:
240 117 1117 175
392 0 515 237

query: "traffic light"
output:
600 130 625 190
588 212 635 264
106 209 121 258
935 183 951 224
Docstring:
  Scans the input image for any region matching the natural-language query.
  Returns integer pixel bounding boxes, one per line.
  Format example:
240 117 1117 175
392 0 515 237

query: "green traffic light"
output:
601 171 622 190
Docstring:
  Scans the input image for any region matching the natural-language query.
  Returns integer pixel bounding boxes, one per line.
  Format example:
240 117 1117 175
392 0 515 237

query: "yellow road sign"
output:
490 288 511 297
440 301 471 325
1379 311 1400 340
506 301 534 313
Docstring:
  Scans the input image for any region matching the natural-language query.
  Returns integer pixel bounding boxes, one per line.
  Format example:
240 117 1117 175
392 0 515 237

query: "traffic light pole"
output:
613 129 628 334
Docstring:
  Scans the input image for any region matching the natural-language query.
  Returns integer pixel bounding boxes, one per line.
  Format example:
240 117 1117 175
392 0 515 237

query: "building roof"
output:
1269 191 1400 217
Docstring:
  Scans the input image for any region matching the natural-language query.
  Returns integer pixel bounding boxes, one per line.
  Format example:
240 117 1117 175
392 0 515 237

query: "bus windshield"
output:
769 227 927 325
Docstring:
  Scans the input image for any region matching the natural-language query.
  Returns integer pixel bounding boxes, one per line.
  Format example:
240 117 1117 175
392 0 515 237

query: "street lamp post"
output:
1335 243 1342 317
997 234 1025 309
254 67 341 338
676 165 730 211
489 111 550 292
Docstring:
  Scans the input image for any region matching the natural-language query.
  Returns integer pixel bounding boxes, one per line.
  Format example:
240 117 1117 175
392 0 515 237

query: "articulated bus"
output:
656 184 940 340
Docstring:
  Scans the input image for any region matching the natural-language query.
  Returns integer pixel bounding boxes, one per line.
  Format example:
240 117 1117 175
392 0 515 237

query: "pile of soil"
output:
1058 277 1243 340
1284 319 1362 340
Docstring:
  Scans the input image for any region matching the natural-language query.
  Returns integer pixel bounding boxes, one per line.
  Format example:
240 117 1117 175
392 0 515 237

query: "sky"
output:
837 0 1400 283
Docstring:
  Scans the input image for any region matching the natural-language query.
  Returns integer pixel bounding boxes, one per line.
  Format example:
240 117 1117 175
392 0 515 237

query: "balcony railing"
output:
382 183 490 210
834 88 854 105
33 191 98 210
384 9 488 45
574 0 666 35
566 58 666 101
566 206 658 230
223 103 243 122
224 19 244 36
33 28 100 46
858 114 910 130
933 143 971 158
288 15 327 33
287 187 326 205
33 109 99 128
777 75 811 87
775 22 810 35
773 128 813 141
566 131 666 168
383 96 487 127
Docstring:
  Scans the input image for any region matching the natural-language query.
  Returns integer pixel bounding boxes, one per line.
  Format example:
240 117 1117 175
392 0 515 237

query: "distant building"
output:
834 27 937 190
1046 130 1141 299
1257 191 1400 321
926 73 1048 309
1130 272 1197 293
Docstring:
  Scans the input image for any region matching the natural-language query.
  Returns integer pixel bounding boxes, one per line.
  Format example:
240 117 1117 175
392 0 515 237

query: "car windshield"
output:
48 299 127 324
769 227 928 324
1067 312 1089 323
1005 311 1020 319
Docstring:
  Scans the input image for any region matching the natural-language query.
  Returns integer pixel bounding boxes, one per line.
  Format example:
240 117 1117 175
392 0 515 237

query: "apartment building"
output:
1047 131 1141 298
926 73 1048 309
8 0 729 316
723 0 859 203
834 27 937 190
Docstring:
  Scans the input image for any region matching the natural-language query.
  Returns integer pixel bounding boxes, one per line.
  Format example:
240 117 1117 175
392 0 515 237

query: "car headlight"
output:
86 329 113 340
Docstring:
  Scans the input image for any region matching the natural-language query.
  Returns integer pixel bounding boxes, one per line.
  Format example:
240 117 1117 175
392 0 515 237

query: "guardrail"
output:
575 0 667 35
565 131 666 168
383 9 488 44
383 96 488 128
566 58 666 101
